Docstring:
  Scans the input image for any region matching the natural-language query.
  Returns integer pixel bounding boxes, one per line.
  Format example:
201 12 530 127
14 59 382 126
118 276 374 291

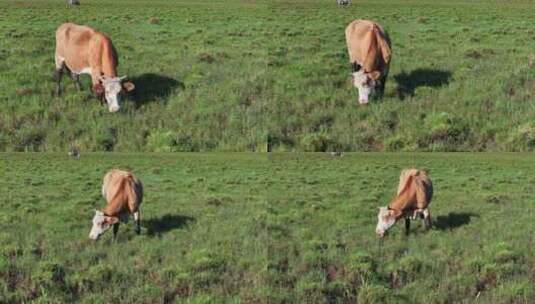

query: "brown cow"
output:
89 169 143 240
375 169 433 237
345 20 392 104
55 23 135 112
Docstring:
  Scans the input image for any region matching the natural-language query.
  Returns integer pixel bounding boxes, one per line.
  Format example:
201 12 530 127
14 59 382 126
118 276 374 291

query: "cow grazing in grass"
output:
345 20 391 104
89 170 143 240
55 23 135 112
375 169 433 237
337 0 351 6
66 0 80 6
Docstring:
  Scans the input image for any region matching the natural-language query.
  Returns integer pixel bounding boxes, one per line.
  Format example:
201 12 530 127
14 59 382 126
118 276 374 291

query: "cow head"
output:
89 210 119 240
375 207 397 237
97 76 135 113
351 63 381 104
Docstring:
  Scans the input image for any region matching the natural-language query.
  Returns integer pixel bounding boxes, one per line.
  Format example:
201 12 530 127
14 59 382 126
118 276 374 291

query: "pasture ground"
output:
267 153 534 303
0 0 267 152
1 153 267 303
266 0 535 152
1 0 534 152
1 153 534 303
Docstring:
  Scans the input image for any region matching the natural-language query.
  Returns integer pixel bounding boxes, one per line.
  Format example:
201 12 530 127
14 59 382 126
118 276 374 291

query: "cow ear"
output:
122 81 135 92
369 71 381 81
93 83 104 95
388 209 402 219
105 216 119 225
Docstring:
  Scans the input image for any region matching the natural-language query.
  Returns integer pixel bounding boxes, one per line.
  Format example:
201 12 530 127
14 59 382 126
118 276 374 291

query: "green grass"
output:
0 0 268 152
1 153 268 303
265 0 535 152
1 0 534 152
1 1 533 302
1 153 534 302
267 153 535 303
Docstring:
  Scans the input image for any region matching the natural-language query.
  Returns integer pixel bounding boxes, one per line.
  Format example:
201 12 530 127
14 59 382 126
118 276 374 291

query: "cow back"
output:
345 20 391 73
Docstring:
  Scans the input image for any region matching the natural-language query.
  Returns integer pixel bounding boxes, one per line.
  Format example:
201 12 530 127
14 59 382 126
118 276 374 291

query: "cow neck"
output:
100 38 117 78
386 205 404 220
101 65 117 78
387 203 402 211
102 194 123 215
103 204 122 217
101 67 117 78
388 191 411 219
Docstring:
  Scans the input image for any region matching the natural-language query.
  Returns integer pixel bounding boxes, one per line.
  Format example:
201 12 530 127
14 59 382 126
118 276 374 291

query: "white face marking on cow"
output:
89 210 112 240
101 76 127 112
375 207 396 237
352 71 376 104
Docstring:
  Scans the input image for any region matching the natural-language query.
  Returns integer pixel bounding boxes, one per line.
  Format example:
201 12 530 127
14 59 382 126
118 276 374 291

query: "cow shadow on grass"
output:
394 69 452 100
128 73 185 106
434 212 477 230
145 214 195 236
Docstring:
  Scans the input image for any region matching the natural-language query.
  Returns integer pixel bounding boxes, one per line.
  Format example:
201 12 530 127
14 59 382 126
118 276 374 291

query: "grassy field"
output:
266 0 535 152
0 0 268 152
1 153 268 303
1 153 534 303
0 0 534 152
267 153 535 303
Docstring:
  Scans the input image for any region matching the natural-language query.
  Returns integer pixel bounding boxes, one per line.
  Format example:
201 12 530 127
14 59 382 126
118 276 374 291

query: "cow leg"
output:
378 80 386 97
405 218 411 235
112 222 120 240
423 209 432 230
71 72 82 91
54 65 65 96
134 211 141 234
377 74 387 98
54 55 67 96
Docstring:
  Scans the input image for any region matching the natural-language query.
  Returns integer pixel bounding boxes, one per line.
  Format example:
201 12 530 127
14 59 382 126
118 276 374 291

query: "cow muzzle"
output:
108 106 120 113
105 95 121 113
376 229 385 238
358 90 370 105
